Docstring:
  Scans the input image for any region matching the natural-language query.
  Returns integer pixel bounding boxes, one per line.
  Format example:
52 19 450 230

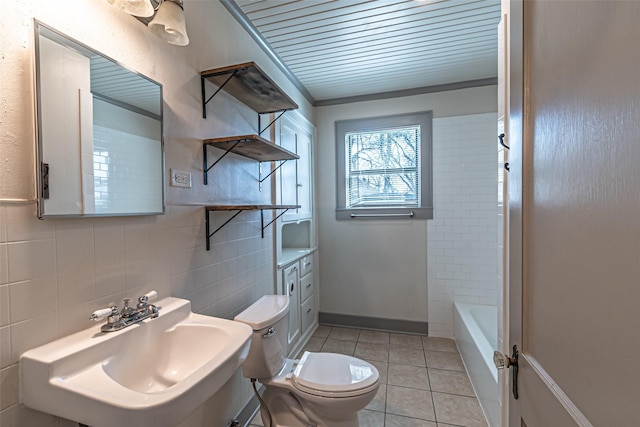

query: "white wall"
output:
427 113 499 338
315 86 497 324
0 1 312 425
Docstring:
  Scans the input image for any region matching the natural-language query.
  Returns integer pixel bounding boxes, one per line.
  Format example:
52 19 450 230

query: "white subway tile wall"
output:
427 113 499 338
0 203 274 423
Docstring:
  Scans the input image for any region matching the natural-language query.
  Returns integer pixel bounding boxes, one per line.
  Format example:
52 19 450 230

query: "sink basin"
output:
20 297 252 427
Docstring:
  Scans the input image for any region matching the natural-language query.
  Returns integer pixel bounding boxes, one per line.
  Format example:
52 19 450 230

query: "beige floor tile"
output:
423 336 458 353
312 325 332 338
366 359 388 384
390 333 424 349
321 338 356 355
301 336 325 352
428 368 475 396
328 327 360 341
386 385 435 421
389 346 426 367
385 414 437 427
366 384 386 412
359 329 391 344
388 363 430 390
355 342 389 362
359 409 385 427
432 392 488 427
425 351 465 371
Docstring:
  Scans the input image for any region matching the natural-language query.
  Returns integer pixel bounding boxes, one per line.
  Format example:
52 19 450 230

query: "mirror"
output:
34 21 164 218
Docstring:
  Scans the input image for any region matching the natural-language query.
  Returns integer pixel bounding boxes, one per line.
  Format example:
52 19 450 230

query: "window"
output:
335 111 433 220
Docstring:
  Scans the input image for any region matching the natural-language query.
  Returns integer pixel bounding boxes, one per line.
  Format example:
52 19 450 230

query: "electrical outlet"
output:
170 169 192 188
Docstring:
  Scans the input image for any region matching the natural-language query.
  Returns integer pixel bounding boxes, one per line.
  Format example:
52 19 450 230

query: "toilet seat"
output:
290 352 379 398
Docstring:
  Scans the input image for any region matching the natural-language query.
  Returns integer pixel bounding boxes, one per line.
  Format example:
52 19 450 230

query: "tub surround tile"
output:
425 351 465 372
355 342 389 362
387 364 430 390
320 338 356 355
327 327 360 341
386 385 435 421
385 414 437 427
428 368 475 396
358 330 390 344
423 336 458 353
432 392 488 427
390 333 423 349
389 346 426 367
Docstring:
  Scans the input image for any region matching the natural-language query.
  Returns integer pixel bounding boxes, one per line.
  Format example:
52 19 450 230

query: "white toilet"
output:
235 295 380 427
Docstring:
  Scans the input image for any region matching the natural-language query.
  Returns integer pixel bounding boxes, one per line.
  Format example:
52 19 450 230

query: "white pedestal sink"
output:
20 297 252 427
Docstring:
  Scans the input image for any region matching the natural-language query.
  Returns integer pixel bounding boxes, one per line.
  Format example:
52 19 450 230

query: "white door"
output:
506 1 640 425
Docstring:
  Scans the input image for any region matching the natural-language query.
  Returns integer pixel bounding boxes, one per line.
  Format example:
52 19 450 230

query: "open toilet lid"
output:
292 352 379 395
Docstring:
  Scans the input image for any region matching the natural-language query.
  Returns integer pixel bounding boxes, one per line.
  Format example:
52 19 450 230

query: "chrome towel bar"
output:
350 212 415 218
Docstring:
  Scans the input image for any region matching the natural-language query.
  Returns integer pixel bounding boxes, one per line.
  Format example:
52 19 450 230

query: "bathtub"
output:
454 303 500 427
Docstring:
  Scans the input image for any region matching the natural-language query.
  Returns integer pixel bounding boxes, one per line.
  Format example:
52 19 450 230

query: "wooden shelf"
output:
201 62 298 115
205 204 300 250
202 135 299 185
204 134 299 162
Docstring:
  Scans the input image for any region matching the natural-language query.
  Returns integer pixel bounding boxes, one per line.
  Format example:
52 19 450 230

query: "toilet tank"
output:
234 295 290 379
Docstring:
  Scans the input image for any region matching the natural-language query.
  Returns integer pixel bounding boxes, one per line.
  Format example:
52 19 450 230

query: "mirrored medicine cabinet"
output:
34 20 165 218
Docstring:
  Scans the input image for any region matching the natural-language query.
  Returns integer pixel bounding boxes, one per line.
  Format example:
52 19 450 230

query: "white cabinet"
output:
278 251 318 356
283 263 300 346
278 113 314 222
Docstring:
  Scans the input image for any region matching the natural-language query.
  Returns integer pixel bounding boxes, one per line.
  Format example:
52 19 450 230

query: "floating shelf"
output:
205 204 300 250
202 134 299 185
201 62 298 118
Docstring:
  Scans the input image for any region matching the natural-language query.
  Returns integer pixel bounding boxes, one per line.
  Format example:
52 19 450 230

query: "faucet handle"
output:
144 290 158 301
90 306 117 321
138 290 158 304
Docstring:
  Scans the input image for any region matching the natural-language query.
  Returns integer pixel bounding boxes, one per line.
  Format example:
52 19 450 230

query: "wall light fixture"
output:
106 0 189 46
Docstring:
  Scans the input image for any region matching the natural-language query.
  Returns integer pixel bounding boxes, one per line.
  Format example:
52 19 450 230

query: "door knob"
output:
493 345 519 399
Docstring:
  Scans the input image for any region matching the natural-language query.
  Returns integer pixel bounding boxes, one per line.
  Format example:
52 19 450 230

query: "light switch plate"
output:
170 169 192 188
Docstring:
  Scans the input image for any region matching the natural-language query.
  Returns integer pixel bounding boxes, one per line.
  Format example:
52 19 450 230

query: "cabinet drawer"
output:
300 255 313 277
300 273 314 302
301 295 315 334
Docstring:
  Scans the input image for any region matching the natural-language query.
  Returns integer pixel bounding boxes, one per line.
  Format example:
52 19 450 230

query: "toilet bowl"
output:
235 295 380 427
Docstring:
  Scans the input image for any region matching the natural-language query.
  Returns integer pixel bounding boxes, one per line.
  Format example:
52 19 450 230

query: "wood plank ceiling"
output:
232 0 501 103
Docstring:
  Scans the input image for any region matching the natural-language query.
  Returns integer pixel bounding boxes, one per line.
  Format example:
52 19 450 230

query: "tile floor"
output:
249 325 488 427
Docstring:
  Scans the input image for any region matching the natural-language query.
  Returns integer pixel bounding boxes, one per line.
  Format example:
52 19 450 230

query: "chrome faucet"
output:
90 291 159 332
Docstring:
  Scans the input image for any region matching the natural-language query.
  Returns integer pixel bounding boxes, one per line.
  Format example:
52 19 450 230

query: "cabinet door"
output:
279 122 298 208
300 295 316 336
279 115 313 222
283 263 300 346
294 129 312 220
